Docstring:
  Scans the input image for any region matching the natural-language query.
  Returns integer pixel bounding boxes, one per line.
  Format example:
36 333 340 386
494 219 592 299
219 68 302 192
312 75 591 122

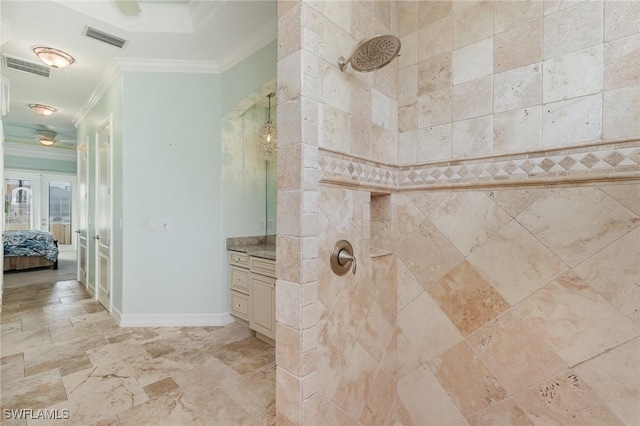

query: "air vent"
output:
2 55 50 78
84 27 127 48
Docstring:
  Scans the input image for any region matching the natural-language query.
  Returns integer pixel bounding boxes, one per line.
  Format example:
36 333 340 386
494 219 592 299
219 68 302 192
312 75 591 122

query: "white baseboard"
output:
118 313 235 327
111 306 122 324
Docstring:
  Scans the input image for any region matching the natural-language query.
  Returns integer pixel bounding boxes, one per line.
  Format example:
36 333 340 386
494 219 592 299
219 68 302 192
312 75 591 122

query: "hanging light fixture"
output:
33 47 75 68
255 92 277 161
37 130 58 146
29 103 57 116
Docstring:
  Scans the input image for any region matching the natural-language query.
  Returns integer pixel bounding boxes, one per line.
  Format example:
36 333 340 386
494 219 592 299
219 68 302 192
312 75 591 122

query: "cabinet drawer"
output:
230 291 250 321
230 266 250 294
229 251 249 268
250 257 276 278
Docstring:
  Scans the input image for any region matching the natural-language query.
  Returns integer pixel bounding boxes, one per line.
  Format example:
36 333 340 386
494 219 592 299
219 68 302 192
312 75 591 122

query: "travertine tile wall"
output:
276 1 639 425
398 0 640 164
394 183 639 425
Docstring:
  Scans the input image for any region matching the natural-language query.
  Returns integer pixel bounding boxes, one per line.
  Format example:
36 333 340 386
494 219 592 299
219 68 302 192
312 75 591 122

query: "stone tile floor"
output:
1 279 275 425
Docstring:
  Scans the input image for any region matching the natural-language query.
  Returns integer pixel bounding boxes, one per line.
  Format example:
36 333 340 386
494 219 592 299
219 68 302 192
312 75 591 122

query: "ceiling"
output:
0 0 277 149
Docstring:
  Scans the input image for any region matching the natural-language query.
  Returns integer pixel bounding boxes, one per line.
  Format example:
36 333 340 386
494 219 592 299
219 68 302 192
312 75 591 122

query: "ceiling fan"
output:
114 0 141 16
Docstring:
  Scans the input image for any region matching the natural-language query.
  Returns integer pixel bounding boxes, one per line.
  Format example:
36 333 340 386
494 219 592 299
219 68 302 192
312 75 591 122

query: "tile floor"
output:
1 276 275 425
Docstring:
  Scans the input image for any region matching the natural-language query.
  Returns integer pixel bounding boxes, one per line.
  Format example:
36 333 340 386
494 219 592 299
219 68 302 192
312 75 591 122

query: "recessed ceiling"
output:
0 0 277 150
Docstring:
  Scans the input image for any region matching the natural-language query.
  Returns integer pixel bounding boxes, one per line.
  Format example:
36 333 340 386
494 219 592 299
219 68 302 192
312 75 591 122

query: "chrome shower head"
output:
338 34 401 72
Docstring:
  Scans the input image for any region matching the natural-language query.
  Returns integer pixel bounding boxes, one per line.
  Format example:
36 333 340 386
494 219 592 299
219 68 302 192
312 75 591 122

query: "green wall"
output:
121 71 223 314
4 155 76 174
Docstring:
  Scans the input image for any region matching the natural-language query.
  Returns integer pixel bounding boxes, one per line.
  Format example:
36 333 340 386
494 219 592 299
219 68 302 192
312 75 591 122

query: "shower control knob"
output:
330 239 356 276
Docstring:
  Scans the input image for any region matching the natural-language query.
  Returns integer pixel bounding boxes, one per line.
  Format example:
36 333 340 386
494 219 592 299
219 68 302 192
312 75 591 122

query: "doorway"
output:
95 122 112 311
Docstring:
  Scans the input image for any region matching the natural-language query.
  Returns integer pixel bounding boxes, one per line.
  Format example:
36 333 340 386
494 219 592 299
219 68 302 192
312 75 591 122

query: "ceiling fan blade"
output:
114 0 141 16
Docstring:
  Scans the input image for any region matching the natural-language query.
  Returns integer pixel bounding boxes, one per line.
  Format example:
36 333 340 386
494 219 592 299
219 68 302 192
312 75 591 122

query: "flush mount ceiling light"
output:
37 130 58 146
33 47 75 69
29 103 57 116
255 92 277 161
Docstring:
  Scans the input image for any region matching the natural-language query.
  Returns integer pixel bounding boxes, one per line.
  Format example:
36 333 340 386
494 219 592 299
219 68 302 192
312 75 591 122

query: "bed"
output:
3 230 59 271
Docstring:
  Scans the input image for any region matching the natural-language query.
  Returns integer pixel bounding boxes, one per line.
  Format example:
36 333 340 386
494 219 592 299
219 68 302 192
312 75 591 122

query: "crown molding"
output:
189 0 228 32
218 23 277 73
4 141 77 162
115 58 221 73
73 60 121 128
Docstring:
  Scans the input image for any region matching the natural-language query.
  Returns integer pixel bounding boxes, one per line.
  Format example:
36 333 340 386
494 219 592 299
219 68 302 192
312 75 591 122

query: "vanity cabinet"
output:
229 251 276 343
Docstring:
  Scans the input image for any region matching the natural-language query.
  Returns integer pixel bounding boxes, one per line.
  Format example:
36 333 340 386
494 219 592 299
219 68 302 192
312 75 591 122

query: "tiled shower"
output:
275 1 639 424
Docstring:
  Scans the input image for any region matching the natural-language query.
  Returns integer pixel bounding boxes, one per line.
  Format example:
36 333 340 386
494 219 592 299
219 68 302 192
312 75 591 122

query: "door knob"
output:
330 239 356 276
93 235 100 240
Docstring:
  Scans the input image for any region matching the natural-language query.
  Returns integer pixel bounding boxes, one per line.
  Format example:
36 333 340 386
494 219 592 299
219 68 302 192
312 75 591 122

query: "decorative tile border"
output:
319 140 640 190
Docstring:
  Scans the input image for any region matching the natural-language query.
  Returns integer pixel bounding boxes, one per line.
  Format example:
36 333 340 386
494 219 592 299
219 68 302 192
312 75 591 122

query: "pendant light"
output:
255 92 277 161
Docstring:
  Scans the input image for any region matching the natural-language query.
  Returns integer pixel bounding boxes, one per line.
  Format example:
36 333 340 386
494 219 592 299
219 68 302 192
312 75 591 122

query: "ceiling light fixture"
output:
38 130 57 146
255 92 277 161
29 103 57 116
33 47 75 68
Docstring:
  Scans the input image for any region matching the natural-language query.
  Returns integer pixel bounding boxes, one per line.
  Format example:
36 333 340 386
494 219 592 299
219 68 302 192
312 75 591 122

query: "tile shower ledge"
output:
226 236 276 261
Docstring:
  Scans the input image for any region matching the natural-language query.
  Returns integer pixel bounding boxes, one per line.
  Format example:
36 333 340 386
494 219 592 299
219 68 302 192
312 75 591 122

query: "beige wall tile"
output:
494 20 542 74
404 191 450 217
418 16 453 61
543 46 603 104
516 272 639 366
418 52 452 96
317 313 357 399
318 104 351 152
399 64 418 102
396 194 464 288
573 227 640 327
276 366 302 424
452 115 492 158
452 38 493 85
598 183 640 216
398 1 418 37
425 261 510 336
543 0 591 17
467 398 534 426
372 89 398 132
417 88 452 128
399 102 417 133
453 76 493 121
397 258 424 312
542 94 602 147
417 124 452 162
603 86 640 140
494 0 542 34
515 370 625 425
453 0 493 50
543 0 603 60
516 187 639 267
398 292 464 364
399 130 417 164
484 187 544 220
605 0 640 42
574 338 640 425
468 220 568 305
494 63 542 113
493 106 542 153
400 32 419 69
419 1 452 29
359 367 395 426
331 343 380 420
467 312 568 395
398 365 464 426
358 298 395 363
429 191 511 257
278 3 301 61
276 279 303 329
604 34 640 91
429 340 507 416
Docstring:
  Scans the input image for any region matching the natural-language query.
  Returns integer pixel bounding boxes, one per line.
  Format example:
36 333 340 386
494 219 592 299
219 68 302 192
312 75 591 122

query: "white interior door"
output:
96 124 112 310
77 145 88 285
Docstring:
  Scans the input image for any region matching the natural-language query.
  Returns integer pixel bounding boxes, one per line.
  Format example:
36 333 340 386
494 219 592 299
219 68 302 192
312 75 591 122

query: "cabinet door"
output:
250 274 275 340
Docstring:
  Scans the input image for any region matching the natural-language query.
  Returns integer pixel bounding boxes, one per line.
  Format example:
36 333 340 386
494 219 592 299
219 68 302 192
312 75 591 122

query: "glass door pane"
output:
4 178 33 230
48 181 72 246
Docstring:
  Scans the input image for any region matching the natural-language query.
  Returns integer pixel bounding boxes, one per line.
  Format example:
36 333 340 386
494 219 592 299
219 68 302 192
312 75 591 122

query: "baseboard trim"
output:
111 306 122 324
118 313 235 327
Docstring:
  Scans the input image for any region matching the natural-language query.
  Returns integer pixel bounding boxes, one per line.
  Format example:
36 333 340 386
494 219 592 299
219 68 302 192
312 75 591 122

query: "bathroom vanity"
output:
227 237 276 344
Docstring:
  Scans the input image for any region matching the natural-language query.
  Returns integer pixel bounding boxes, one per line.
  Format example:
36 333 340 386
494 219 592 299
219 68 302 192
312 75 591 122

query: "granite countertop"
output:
226 236 276 261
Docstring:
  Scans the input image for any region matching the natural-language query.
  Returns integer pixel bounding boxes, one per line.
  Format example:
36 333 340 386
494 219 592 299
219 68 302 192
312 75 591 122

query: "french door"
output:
95 122 112 310
3 172 76 251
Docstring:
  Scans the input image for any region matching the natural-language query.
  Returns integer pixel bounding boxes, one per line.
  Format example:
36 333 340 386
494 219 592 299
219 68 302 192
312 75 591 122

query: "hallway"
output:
1 274 275 425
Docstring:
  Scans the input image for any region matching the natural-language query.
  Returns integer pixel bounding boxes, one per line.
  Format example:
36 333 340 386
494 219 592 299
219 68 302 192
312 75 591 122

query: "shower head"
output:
337 34 401 72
